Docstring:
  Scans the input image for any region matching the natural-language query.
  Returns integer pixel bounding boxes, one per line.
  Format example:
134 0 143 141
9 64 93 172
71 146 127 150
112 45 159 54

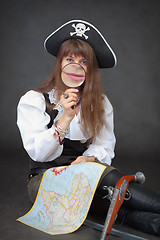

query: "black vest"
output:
29 93 87 173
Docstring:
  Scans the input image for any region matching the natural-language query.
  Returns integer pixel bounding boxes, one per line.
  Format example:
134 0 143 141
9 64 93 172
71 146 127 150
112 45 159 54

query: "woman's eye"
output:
81 60 87 65
66 58 73 62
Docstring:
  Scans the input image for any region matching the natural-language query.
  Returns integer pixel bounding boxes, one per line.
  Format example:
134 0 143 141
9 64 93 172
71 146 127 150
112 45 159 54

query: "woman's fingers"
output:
65 88 79 94
59 89 80 118
71 156 95 165
60 89 79 109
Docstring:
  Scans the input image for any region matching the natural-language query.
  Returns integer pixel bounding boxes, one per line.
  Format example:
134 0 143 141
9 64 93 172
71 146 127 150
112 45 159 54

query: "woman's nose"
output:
74 63 82 68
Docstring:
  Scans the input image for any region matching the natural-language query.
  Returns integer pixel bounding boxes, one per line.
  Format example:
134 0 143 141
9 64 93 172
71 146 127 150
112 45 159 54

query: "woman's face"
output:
61 55 87 88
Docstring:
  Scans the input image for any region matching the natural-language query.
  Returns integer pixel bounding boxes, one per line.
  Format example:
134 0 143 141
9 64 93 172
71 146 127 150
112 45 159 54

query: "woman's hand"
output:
53 88 79 138
71 156 95 165
60 88 79 119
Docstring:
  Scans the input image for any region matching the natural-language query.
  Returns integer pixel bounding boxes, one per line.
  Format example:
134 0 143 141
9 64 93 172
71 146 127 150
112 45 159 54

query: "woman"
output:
17 20 160 235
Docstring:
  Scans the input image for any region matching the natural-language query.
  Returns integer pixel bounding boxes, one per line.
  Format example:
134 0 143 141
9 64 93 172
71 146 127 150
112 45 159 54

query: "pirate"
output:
17 20 160 236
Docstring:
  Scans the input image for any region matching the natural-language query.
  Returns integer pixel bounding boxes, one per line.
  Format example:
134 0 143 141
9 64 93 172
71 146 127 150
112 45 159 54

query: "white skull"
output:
75 23 87 36
70 23 90 39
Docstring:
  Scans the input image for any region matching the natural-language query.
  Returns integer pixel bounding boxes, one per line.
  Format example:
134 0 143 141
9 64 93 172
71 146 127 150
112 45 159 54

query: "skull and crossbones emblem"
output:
70 23 90 39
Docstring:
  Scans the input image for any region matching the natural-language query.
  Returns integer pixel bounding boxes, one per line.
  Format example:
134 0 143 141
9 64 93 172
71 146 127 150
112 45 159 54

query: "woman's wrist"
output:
54 123 67 145
57 113 73 130
53 113 72 144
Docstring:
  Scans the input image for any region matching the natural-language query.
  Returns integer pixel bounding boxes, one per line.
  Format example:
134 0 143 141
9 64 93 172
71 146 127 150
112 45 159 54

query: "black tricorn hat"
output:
44 20 117 68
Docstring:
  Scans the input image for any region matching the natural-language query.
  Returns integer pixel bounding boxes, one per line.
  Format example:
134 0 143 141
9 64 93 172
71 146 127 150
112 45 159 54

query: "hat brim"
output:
44 20 117 68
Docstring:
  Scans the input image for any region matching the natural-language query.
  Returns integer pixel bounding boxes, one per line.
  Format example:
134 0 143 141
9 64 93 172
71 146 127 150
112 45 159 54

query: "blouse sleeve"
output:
83 96 116 165
17 90 63 162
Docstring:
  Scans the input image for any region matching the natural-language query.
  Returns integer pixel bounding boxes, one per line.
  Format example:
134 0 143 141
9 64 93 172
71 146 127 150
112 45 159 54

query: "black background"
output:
0 1 160 239
1 0 160 187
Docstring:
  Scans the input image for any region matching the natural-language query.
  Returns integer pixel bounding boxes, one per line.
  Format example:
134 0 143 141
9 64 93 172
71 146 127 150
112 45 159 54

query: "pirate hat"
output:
44 20 117 68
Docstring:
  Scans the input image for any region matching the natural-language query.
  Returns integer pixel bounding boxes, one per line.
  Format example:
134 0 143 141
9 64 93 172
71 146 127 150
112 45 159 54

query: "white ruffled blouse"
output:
17 89 116 165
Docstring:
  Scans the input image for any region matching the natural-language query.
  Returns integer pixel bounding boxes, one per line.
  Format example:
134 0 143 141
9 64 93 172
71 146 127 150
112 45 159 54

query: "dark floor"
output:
1 148 160 240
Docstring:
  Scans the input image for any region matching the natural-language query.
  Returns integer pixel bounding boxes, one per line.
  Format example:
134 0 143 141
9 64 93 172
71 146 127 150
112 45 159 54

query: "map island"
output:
18 162 106 235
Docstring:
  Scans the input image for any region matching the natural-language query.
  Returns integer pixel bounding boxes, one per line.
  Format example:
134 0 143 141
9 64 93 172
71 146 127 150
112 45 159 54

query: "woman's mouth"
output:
64 72 85 82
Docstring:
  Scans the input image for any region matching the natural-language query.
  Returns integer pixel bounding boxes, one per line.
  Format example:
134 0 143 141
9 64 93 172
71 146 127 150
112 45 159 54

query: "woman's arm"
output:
17 89 79 162
17 90 64 162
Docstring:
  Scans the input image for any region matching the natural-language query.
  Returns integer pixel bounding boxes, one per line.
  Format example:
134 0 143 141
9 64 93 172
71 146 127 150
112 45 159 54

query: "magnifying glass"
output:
61 63 86 88
61 63 86 109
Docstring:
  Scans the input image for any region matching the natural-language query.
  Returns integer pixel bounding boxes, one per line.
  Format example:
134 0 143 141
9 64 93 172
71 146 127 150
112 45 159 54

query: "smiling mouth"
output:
64 72 85 82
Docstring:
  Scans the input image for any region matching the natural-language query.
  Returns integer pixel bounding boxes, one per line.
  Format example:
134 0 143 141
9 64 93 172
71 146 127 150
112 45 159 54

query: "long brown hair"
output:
36 39 106 142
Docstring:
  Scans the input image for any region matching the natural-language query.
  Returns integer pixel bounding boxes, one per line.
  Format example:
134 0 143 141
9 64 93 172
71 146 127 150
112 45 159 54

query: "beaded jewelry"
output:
55 122 69 145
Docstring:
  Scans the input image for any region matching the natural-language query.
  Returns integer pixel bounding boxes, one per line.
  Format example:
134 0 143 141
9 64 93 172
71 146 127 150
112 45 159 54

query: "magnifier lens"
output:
61 63 86 88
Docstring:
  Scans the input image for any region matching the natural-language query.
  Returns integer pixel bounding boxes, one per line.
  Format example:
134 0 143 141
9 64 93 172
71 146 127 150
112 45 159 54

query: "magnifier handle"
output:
71 96 80 109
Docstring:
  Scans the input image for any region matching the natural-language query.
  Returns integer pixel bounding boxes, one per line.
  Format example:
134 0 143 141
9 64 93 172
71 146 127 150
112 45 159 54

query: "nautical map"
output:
18 162 106 235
